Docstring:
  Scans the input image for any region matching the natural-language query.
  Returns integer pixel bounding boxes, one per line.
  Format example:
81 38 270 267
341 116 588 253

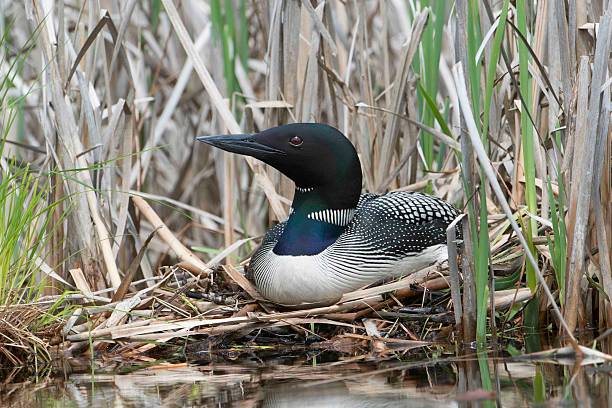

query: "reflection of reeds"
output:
0 0 610 365
3 356 605 407
2 359 460 407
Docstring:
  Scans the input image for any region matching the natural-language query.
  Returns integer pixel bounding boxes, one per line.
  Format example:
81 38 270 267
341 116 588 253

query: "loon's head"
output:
197 123 362 208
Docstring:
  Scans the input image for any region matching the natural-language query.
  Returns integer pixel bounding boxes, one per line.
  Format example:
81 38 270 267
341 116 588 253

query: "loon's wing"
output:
348 191 461 256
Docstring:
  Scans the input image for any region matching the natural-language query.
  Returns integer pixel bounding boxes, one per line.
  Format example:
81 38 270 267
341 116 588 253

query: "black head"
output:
197 123 362 208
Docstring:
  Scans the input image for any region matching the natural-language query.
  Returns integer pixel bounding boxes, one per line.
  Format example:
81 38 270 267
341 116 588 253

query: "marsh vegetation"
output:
0 1 611 404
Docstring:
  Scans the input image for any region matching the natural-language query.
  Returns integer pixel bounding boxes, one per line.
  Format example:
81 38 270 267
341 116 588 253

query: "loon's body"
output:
250 192 458 305
198 123 461 306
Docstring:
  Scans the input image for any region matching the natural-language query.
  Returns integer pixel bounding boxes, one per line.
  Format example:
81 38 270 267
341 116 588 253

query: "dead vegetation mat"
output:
5 255 532 367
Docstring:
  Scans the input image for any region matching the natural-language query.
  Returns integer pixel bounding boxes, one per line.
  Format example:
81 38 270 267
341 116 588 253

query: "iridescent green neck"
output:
273 187 357 256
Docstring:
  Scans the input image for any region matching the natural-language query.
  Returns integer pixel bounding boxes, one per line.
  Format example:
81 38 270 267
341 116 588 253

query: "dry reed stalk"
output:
281 1 301 120
33 1 122 289
374 8 428 191
593 91 612 305
161 0 287 221
68 268 94 300
447 214 465 328
565 6 612 332
132 195 209 274
298 1 323 122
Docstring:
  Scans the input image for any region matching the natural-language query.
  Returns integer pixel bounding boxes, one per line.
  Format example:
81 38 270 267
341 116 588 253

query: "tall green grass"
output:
416 0 446 178
0 27 56 305
547 175 567 305
459 0 554 346
461 0 490 345
475 0 510 346
516 0 538 293
477 350 495 408
515 0 541 351
211 0 249 104
0 22 75 367
0 156 54 304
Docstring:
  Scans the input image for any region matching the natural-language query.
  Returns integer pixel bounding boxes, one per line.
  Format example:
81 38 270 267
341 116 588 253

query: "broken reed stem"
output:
85 189 122 288
460 215 477 344
131 195 210 274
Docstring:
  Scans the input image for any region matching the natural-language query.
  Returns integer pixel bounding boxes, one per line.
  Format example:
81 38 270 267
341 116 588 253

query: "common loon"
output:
197 123 461 306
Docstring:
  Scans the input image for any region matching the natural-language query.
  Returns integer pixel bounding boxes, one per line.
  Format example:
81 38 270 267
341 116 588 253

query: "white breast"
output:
252 249 344 305
252 243 449 306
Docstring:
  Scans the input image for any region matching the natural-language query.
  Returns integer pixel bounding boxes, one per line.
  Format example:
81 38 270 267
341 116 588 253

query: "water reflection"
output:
1 352 608 407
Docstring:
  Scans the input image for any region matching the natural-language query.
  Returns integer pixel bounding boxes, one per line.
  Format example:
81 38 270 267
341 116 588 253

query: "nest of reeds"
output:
48 238 529 363
0 305 60 366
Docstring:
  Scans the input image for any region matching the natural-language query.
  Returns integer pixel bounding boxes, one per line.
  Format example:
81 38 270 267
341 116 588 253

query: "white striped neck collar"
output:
307 208 355 227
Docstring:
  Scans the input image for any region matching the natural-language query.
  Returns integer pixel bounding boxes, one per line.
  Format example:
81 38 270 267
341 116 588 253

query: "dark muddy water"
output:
1 351 609 407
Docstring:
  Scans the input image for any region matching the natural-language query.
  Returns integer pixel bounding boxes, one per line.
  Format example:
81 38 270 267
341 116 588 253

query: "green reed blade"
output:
418 0 446 172
482 0 509 143
516 0 538 292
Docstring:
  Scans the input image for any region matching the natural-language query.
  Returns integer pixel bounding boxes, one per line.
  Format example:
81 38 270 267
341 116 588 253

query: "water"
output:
2 351 609 407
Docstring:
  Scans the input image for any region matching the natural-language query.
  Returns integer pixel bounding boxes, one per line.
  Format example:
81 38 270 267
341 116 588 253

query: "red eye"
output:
289 136 303 147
